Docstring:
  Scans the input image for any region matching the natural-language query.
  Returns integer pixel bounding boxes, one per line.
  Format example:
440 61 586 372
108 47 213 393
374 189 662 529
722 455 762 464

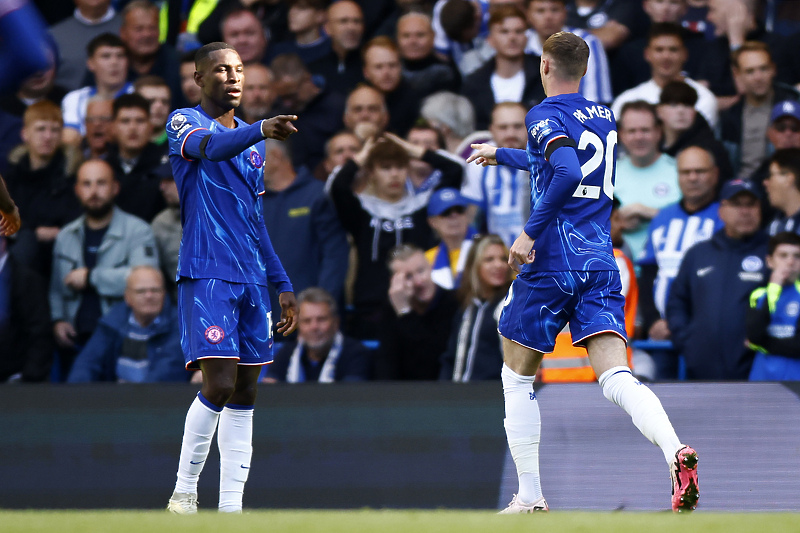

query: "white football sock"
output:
598 366 682 464
217 404 254 512
502 364 543 504
174 392 221 495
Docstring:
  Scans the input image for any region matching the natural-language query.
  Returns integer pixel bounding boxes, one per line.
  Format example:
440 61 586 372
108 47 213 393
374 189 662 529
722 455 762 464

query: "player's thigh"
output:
498 271 575 354
585 333 628 377
236 283 274 366
178 278 244 370
501 336 544 376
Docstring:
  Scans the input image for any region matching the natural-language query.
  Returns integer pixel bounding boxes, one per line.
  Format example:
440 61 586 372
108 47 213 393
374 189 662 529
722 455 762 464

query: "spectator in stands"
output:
241 64 276 124
611 0 706 96
719 42 800 180
703 0 799 99
524 0 612 104
319 130 362 181
308 1 366 96
0 61 66 174
50 159 159 379
750 101 800 193
439 233 512 381
264 287 372 383
343 84 390 142
267 0 330 65
397 12 460 99
638 146 723 351
462 102 529 247
119 1 181 107
419 91 478 156
271 53 346 172
564 0 645 50
657 81 734 180
178 52 202 107
460 4 546 131
432 0 491 77
197 0 290 47
614 101 680 261
764 149 800 236
104 93 166 223
61 33 134 147
50 0 123 91
425 188 475 290
667 179 768 380
151 165 181 300
82 97 114 160
261 139 349 325
329 132 463 338
361 37 423 137
67 265 185 383
376 243 459 379
221 8 270 65
0 236 54 383
611 23 718 129
746 231 800 380
5 101 82 280
134 75 172 148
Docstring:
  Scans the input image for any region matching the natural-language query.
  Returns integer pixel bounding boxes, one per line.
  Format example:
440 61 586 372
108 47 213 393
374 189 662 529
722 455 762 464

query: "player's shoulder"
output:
166 107 206 142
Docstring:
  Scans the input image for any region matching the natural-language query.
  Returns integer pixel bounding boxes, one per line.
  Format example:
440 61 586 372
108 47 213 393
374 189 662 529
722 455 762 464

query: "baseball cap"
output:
720 179 761 201
427 188 470 216
770 100 800 123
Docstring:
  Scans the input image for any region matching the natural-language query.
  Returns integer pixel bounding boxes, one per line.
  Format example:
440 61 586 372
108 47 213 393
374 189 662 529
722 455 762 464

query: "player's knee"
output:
231 381 258 405
203 380 237 407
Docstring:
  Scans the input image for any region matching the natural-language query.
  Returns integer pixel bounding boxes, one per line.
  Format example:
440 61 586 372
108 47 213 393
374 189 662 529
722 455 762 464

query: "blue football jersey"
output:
166 106 280 286
524 93 618 273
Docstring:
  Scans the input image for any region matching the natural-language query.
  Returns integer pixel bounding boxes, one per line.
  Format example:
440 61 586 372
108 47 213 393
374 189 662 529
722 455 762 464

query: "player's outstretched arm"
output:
260 115 298 142
276 291 298 336
0 173 20 236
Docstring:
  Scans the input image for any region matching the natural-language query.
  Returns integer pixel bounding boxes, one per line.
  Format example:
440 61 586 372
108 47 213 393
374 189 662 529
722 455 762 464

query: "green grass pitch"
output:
2 510 799 533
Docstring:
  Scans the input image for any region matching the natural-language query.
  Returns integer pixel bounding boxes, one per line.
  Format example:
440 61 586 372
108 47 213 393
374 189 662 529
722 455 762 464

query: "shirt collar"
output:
74 7 116 26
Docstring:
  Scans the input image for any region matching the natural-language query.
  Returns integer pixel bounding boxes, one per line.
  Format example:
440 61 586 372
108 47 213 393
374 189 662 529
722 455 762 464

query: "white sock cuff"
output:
598 366 632 388
502 363 535 383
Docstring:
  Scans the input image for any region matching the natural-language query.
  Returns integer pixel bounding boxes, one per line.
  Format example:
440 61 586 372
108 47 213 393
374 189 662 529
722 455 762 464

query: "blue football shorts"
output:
177 277 274 369
498 269 627 353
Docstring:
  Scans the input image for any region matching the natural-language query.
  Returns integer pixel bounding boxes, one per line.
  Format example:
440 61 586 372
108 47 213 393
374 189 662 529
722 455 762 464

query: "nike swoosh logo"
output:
240 465 250 469
189 460 205 465
697 266 714 277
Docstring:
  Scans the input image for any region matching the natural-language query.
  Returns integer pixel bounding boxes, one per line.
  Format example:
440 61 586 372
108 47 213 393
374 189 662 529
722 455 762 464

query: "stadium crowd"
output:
3 0 800 384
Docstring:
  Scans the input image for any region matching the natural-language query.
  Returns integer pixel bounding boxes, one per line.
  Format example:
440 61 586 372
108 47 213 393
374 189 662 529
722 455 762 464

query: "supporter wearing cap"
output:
667 176 768 380
425 188 475 289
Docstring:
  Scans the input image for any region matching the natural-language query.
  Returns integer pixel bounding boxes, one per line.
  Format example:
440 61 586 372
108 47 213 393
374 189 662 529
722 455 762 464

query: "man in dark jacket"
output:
261 139 349 327
460 5 545 130
376 244 459 380
67 265 185 383
667 180 769 380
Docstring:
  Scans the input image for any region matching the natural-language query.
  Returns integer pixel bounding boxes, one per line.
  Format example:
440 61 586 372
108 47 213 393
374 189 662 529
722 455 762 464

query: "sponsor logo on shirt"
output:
742 256 763 272
696 266 714 277
529 119 552 144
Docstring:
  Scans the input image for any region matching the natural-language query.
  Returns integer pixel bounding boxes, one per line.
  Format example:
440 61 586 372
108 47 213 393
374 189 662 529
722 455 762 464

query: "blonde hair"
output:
457 234 513 306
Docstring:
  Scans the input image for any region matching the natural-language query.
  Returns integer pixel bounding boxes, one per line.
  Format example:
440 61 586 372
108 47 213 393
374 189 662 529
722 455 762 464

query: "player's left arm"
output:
522 142 581 241
256 222 297 335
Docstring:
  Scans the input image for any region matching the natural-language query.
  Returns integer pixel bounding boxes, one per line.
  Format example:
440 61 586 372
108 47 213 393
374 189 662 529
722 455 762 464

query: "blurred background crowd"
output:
2 0 800 385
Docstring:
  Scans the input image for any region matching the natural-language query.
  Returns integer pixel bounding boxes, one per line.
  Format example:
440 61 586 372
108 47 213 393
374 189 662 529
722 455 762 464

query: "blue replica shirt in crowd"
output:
166 106 292 292
496 93 618 273
639 201 723 317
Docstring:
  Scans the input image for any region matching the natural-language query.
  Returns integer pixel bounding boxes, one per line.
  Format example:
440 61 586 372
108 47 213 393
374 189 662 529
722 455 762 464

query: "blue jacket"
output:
67 299 187 383
747 281 800 380
439 296 505 381
262 167 349 314
667 230 768 380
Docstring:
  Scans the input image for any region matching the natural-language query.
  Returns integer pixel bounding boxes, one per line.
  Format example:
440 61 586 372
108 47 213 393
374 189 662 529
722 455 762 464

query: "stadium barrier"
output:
2 382 799 511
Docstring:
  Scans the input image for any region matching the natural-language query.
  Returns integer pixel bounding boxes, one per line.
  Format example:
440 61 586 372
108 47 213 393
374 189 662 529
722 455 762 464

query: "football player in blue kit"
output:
467 32 699 513
165 42 300 514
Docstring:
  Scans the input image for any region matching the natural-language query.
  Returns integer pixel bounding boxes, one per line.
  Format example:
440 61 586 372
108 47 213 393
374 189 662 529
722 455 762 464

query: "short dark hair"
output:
387 243 425 269
365 139 410 170
440 0 476 42
659 80 698 106
409 119 446 150
297 287 338 317
287 0 327 10
195 42 235 69
768 231 800 256
771 148 800 191
270 52 309 78
542 31 589 80
618 100 661 129
525 0 566 6
647 22 685 46
488 4 527 29
112 93 151 118
87 32 127 57
134 74 170 92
